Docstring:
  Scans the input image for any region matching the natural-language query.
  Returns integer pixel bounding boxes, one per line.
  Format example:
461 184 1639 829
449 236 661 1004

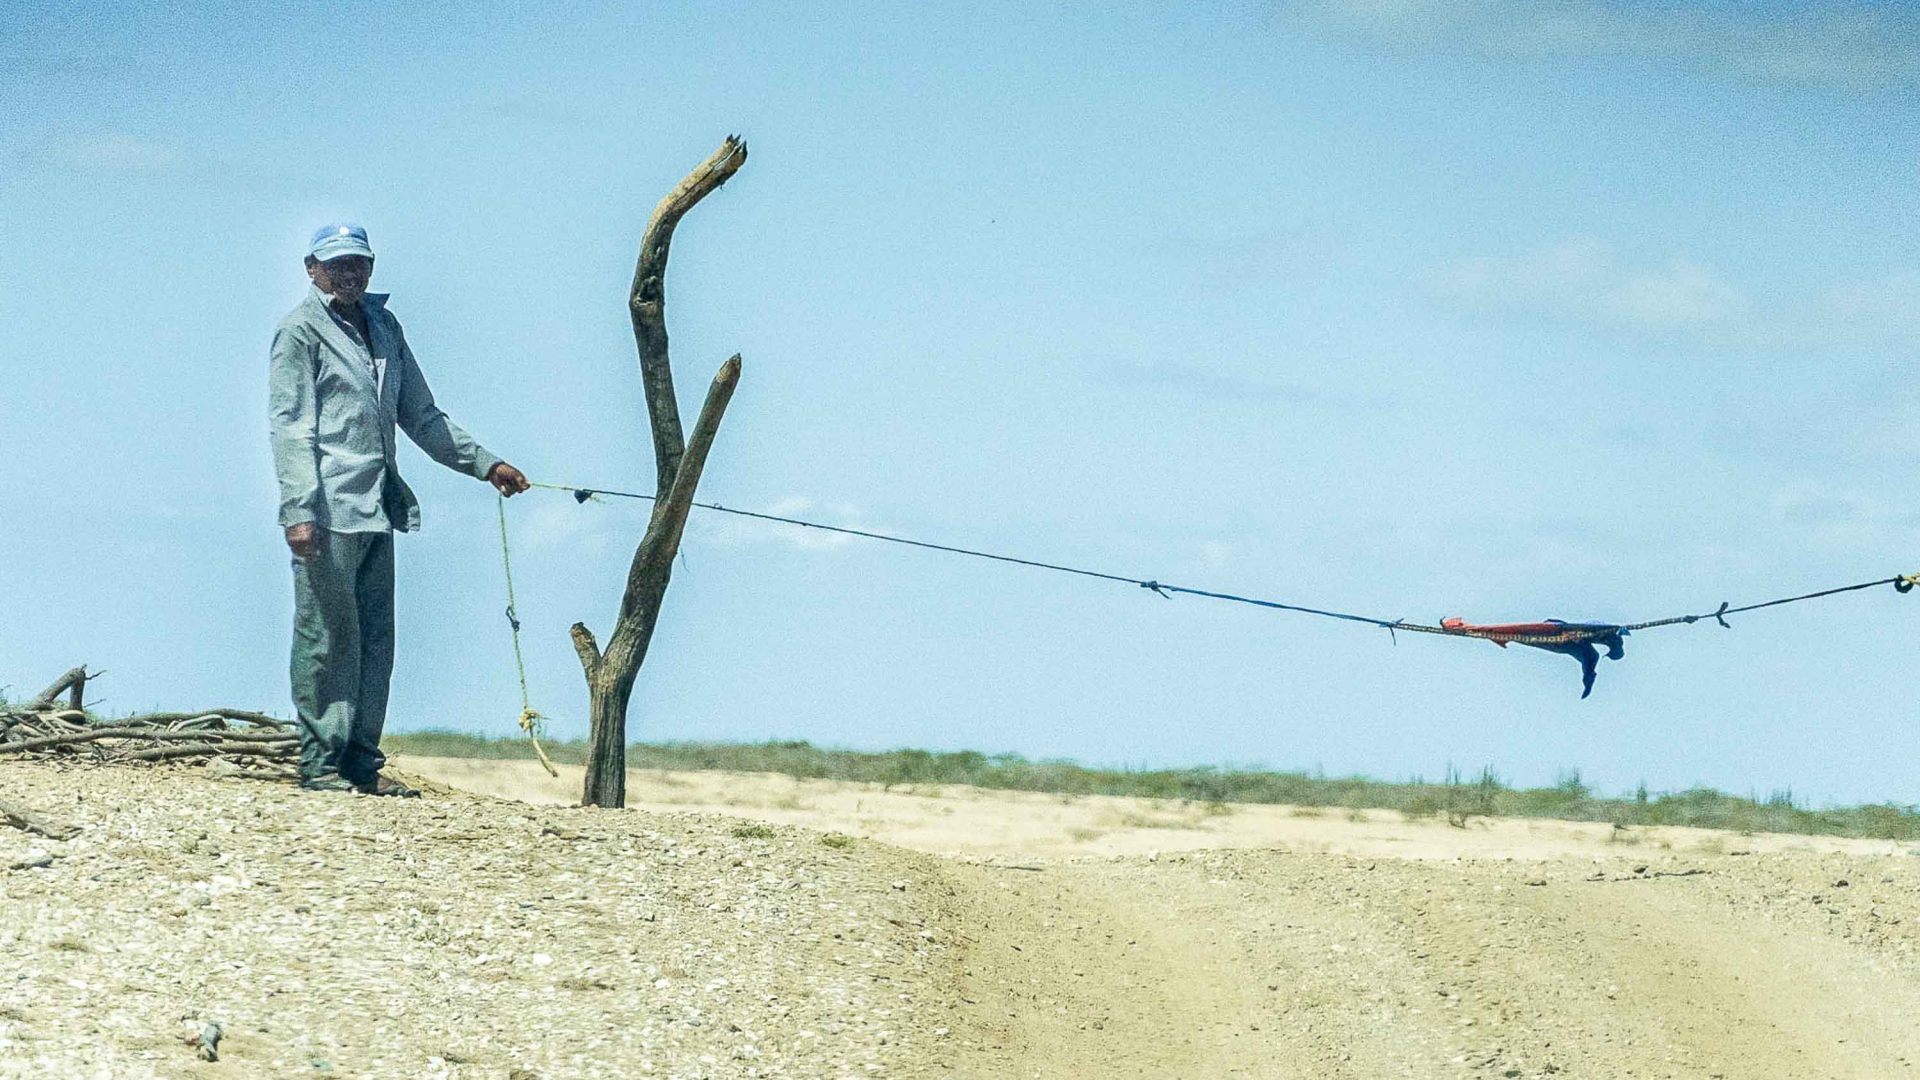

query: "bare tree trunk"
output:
571 136 747 808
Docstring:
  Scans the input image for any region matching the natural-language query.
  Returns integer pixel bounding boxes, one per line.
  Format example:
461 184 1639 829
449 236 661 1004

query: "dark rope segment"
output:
524 481 1912 639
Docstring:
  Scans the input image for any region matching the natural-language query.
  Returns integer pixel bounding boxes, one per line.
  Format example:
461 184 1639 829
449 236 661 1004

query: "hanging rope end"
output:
1712 601 1731 629
518 707 561 778
1140 580 1171 599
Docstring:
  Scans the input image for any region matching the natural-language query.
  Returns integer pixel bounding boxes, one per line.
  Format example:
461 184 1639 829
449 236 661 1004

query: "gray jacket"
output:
269 288 500 533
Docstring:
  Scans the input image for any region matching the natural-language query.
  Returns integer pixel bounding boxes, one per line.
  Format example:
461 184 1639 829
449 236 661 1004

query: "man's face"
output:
308 255 373 305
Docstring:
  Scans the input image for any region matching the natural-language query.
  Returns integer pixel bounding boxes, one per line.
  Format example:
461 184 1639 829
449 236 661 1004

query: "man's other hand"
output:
488 462 531 497
285 523 319 561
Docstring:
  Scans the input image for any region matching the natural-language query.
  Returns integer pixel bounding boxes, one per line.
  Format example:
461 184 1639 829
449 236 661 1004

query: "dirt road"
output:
937 851 1920 1079
8 754 1919 1078
412 757 1920 1079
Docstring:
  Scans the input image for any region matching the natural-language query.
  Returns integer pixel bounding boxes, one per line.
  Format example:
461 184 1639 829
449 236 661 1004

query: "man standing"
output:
268 224 529 794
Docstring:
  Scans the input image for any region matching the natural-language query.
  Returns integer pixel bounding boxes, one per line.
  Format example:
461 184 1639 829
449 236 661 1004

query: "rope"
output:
521 480 1914 641
531 480 1145 589
1621 578 1911 632
496 493 559 778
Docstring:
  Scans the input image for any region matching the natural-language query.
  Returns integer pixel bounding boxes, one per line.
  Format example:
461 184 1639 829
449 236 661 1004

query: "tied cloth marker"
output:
515 479 1918 698
1438 619 1628 700
497 493 560 778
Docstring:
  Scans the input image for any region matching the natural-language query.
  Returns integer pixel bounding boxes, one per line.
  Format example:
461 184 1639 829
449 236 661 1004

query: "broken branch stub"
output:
31 666 88 710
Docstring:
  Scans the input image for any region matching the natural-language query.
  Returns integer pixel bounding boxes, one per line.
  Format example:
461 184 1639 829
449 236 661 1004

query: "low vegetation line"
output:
384 732 1920 842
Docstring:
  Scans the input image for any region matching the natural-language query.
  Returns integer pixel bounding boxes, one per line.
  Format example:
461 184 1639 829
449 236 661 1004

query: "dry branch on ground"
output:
0 796 76 840
1 666 296 778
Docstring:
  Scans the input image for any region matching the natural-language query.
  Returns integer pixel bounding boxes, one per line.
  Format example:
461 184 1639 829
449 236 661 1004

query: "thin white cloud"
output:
1828 270 1920 341
1434 238 1749 332
1107 360 1379 410
1605 259 1749 327
1772 487 1861 528
1196 540 1237 571
689 496 864 552
1437 242 1920 346
1287 0 1920 94
513 498 618 555
1846 399 1920 463
46 132 182 173
481 97 594 125
1767 480 1918 548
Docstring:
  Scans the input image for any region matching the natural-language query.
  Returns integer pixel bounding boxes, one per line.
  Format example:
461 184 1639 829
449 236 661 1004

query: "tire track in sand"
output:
939 850 1920 1079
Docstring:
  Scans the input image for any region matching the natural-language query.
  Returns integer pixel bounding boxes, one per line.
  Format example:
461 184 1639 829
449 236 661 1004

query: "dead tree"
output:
570 136 747 808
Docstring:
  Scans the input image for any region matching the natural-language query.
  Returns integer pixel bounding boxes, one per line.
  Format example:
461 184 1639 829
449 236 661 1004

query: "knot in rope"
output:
518 706 561 780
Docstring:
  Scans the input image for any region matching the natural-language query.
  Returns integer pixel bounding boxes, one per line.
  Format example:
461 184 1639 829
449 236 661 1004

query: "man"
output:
269 223 529 794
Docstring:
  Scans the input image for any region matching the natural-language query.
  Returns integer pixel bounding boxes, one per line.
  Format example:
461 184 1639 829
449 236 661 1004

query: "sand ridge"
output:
403 755 1910 863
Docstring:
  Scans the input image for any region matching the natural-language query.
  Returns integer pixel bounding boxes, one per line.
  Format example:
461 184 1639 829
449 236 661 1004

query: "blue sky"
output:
3 2 1917 804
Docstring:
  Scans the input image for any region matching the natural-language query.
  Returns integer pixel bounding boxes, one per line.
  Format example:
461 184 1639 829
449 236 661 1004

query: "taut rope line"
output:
519 480 1915 642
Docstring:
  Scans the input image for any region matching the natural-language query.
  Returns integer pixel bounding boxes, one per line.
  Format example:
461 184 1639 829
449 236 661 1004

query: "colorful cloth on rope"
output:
1440 618 1629 699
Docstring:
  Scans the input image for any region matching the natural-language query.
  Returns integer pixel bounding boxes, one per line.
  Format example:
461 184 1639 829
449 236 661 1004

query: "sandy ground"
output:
8 753 1920 1079
0 760 961 1080
412 757 1920 1079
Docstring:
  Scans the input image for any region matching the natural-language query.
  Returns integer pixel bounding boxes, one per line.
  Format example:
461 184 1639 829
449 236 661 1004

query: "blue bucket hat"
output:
309 223 374 262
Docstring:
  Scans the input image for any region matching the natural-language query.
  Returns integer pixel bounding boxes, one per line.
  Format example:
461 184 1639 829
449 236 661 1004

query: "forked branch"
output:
578 136 748 808
613 354 743 636
630 135 748 496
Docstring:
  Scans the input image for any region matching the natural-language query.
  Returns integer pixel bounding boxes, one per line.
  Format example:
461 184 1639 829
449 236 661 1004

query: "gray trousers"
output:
290 529 394 783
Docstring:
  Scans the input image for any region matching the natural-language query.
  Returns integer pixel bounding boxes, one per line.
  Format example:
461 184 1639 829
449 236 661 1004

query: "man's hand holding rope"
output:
487 462 531 497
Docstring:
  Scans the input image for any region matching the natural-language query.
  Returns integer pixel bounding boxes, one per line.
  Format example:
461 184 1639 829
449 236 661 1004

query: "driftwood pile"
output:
1 666 297 778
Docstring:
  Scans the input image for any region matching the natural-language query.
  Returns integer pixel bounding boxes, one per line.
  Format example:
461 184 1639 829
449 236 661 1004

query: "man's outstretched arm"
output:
393 336 528 496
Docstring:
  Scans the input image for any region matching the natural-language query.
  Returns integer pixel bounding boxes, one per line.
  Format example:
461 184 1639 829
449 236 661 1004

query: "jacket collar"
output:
302 288 395 407
304 286 390 313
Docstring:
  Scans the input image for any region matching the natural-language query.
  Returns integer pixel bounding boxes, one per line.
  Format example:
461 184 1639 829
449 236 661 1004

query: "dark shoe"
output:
355 773 420 798
300 773 359 793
